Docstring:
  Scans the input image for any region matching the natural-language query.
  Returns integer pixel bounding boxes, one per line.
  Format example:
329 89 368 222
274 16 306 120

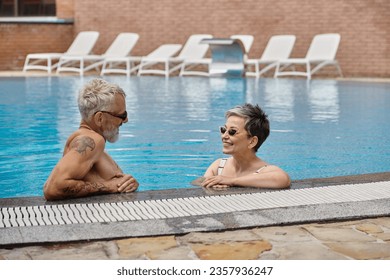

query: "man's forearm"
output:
45 179 112 200
63 180 109 196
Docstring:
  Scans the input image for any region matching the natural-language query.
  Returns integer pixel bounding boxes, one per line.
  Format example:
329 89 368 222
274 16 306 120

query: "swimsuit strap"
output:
255 165 268 173
217 158 228 175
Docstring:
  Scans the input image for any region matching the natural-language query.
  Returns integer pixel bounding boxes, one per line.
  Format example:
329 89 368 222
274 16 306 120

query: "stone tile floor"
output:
1 216 389 260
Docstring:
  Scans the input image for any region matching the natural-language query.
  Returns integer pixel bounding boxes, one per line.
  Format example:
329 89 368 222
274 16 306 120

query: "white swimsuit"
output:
217 158 267 175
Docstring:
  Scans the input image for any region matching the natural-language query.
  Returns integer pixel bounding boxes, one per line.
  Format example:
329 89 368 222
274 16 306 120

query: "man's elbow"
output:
44 189 58 201
44 183 64 201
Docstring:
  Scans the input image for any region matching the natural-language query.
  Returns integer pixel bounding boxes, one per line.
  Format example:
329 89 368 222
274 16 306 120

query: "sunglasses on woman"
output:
219 126 239 136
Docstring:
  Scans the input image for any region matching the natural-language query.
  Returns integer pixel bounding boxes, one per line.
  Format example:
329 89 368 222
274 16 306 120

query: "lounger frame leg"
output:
306 61 311 80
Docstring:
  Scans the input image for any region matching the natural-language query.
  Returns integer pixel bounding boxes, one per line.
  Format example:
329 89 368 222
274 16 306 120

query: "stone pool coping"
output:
1 172 389 247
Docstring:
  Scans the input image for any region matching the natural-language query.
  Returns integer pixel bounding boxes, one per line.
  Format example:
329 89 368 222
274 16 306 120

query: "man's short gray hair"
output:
78 79 126 121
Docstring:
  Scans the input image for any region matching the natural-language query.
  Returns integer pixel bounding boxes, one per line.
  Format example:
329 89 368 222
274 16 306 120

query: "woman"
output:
201 103 290 189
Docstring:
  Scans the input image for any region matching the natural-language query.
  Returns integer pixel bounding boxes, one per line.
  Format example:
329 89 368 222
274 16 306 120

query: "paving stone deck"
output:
1 217 389 260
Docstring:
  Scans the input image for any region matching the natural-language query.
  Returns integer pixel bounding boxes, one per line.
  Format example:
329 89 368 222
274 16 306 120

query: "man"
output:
44 79 139 200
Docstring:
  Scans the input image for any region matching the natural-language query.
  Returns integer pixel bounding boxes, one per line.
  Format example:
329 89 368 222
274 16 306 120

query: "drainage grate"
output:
1 181 390 228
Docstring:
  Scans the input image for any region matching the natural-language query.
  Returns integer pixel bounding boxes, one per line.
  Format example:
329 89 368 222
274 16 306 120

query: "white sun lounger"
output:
245 35 296 78
101 36 188 77
56 32 139 76
134 34 212 77
23 31 99 74
178 34 216 77
168 34 213 76
274 33 342 79
136 44 183 77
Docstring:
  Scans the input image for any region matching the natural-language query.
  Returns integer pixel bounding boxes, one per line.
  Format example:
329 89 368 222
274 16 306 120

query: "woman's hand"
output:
201 175 233 189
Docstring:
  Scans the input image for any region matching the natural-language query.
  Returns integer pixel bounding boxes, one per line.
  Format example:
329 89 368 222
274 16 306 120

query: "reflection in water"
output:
308 80 339 123
209 77 247 98
180 77 212 121
263 79 294 122
208 77 229 92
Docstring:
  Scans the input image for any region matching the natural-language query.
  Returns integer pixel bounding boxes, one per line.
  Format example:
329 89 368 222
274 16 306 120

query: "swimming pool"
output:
0 76 389 198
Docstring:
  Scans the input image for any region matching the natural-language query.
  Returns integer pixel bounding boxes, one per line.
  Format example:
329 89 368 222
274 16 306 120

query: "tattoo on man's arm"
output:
71 136 96 154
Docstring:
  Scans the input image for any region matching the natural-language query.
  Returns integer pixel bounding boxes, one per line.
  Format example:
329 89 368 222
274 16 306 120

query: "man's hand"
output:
112 173 139 193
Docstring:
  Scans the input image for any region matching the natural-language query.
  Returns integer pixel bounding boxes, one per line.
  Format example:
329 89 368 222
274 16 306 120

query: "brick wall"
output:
0 24 74 70
1 0 389 77
0 0 75 70
56 0 74 18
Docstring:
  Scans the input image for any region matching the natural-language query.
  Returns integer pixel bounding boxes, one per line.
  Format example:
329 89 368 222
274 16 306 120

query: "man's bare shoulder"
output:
64 129 105 155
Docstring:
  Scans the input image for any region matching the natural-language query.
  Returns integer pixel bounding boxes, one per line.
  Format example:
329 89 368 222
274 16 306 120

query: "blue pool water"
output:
0 76 389 198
